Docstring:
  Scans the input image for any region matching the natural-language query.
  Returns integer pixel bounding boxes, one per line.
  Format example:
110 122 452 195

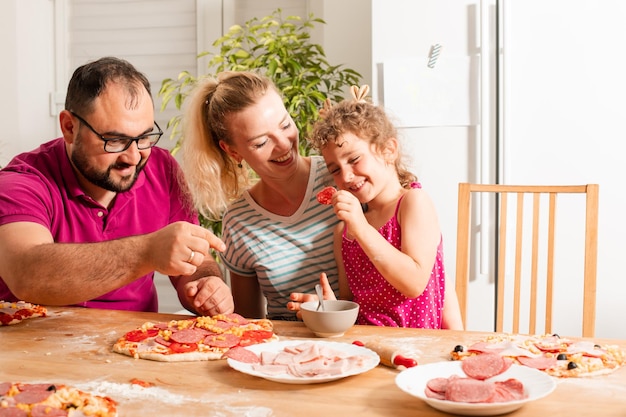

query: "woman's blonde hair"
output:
181 71 279 220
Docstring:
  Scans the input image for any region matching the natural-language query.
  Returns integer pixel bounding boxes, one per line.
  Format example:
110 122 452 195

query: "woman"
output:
181 71 339 320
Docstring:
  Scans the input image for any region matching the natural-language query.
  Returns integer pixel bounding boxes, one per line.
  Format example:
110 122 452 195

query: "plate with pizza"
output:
450 333 626 377
112 313 278 362
0 381 117 416
0 301 47 326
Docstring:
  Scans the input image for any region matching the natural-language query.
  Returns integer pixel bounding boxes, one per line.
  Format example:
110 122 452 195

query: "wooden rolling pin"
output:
352 340 418 369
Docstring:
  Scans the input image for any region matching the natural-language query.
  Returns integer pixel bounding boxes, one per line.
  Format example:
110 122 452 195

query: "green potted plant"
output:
158 8 362 234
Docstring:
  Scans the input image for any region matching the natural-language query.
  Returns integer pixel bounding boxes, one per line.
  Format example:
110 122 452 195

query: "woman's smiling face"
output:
221 89 299 180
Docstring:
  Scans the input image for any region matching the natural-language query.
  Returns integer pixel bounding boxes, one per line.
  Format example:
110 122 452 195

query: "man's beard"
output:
71 141 147 193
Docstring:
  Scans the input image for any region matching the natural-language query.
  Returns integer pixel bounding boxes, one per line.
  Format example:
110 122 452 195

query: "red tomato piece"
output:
124 328 159 342
168 342 198 353
239 330 274 346
316 186 337 205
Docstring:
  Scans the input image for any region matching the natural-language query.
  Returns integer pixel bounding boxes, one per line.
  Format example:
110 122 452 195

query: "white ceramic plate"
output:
227 340 380 384
395 361 556 416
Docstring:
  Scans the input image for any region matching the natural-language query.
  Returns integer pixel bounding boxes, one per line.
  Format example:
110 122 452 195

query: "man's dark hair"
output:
64 56 152 115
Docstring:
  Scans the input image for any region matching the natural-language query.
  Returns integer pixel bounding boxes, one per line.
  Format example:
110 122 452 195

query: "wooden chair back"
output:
455 183 599 337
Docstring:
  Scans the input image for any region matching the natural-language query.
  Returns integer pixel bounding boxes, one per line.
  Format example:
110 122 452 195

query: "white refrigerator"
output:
368 0 626 338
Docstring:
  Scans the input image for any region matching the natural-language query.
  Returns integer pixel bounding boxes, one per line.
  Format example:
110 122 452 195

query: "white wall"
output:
309 0 373 91
0 0 57 167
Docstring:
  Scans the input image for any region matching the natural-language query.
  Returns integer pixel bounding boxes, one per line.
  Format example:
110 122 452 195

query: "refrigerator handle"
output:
479 0 494 274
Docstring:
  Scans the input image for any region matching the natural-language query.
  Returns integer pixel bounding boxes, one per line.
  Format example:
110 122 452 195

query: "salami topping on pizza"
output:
0 301 47 326
113 313 278 362
0 382 117 416
450 334 626 377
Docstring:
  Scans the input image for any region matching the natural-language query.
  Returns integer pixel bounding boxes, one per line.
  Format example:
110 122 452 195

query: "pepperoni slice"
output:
155 336 171 347
517 355 558 370
169 328 206 344
424 387 446 400
222 346 261 363
0 382 12 395
496 378 525 400
316 186 336 205
0 407 28 417
445 378 496 403
13 389 54 405
462 353 506 380
213 321 236 330
501 357 514 373
489 384 516 403
204 333 240 348
426 377 450 394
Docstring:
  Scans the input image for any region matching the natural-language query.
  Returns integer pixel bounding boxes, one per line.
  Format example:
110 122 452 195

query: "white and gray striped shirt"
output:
220 156 339 320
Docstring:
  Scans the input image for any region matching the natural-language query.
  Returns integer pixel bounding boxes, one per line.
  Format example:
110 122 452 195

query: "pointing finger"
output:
192 225 226 252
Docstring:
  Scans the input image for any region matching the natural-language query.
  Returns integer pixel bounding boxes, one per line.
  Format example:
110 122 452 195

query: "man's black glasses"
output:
70 111 163 153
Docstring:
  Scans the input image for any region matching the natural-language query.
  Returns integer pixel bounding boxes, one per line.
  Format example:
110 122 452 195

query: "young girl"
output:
293 87 463 329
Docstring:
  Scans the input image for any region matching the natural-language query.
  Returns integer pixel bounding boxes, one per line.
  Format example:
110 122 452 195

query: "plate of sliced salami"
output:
395 360 556 416
225 340 380 384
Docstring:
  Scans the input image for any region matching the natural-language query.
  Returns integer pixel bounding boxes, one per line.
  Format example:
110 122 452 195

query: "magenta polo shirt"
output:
0 138 198 312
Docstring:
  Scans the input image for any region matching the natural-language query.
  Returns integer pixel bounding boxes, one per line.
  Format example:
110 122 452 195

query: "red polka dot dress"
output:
341 183 446 328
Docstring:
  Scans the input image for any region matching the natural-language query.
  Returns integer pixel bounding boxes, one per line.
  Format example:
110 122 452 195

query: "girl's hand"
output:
287 272 336 319
332 190 368 237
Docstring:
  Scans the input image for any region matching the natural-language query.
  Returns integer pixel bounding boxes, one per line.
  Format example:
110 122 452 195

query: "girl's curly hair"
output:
309 91 417 189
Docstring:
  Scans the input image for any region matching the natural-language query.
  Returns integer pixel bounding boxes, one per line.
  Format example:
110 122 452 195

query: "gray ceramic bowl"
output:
300 300 359 338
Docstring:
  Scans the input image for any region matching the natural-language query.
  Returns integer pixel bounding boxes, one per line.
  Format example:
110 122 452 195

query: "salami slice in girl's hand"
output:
316 186 337 205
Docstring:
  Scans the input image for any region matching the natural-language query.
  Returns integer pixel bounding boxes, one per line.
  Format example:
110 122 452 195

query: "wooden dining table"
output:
1 306 625 416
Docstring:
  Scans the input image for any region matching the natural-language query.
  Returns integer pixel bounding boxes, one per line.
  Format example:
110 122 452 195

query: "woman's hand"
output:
287 272 336 319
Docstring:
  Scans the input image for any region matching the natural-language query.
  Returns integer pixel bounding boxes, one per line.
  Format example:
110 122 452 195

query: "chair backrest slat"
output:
455 183 599 337
495 192 508 332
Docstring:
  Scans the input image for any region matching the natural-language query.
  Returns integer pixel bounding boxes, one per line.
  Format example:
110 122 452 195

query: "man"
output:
0 57 233 315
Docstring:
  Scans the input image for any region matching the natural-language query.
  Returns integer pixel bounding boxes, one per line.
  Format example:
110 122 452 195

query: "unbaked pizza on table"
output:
0 382 117 416
450 333 626 377
0 301 47 326
112 313 278 362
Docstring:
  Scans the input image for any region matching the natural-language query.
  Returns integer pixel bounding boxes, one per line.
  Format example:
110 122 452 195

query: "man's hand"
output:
183 276 234 316
147 221 226 277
